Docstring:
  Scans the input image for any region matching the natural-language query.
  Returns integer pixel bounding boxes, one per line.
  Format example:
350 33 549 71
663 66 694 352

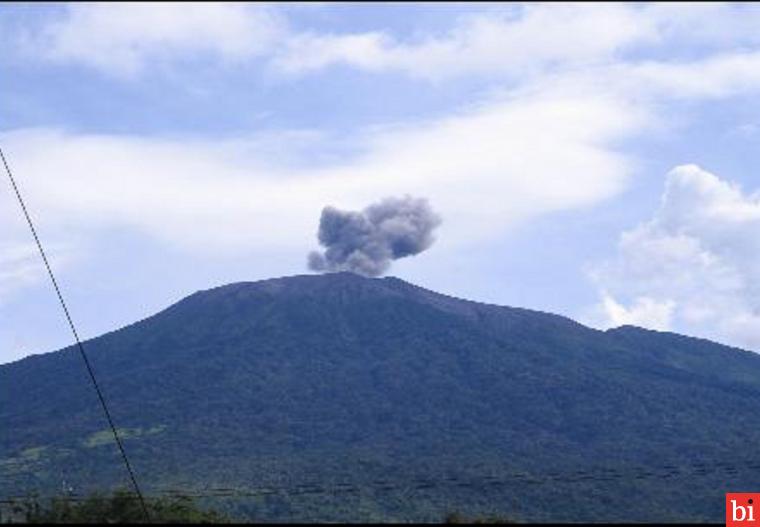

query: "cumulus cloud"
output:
588 165 760 351
308 196 441 277
599 292 676 331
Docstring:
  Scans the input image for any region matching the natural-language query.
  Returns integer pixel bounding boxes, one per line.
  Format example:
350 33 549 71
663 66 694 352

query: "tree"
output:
12 489 230 524
444 511 518 524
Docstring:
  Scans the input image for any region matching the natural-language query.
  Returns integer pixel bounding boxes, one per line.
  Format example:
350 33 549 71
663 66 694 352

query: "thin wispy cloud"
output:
0 241 72 304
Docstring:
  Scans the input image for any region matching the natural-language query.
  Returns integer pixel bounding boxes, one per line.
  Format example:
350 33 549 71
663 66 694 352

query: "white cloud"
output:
0 241 72 303
640 2 760 49
273 4 658 80
600 292 675 331
273 3 760 86
23 2 284 77
0 89 644 255
0 243 43 298
21 2 760 87
588 165 760 351
622 51 760 100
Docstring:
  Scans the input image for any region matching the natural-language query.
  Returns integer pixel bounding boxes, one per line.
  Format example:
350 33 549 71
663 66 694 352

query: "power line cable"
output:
0 147 150 521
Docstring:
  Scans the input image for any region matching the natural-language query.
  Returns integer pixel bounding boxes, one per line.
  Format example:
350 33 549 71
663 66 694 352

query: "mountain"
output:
2 272 760 522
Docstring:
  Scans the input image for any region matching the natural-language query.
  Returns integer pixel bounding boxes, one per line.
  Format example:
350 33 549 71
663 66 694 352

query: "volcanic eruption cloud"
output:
308 196 442 277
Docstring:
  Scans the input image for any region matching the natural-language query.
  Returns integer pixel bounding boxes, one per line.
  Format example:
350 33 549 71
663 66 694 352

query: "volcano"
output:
3 272 760 522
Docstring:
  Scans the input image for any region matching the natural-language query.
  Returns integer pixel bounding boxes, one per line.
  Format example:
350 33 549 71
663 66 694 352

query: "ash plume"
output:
308 196 441 277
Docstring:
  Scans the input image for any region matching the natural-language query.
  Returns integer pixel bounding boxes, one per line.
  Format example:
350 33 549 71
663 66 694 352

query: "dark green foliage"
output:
3 272 760 522
7 489 229 523
445 511 518 524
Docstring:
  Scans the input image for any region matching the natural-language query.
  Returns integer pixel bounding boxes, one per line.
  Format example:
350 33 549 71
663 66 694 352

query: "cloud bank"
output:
0 86 639 254
20 3 760 83
308 196 441 277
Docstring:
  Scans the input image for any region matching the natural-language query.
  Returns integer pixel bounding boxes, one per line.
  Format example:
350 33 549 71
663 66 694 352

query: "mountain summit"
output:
2 273 760 522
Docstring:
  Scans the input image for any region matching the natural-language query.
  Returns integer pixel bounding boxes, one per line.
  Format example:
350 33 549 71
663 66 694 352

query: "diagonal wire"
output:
0 147 150 521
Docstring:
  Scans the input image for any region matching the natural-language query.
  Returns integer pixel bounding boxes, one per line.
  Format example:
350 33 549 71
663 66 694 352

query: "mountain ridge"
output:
10 272 752 368
3 271 760 522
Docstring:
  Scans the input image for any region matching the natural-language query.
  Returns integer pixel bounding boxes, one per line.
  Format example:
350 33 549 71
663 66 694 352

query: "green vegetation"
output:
18 447 48 460
3 273 760 522
445 511 518 524
83 426 166 448
4 490 229 524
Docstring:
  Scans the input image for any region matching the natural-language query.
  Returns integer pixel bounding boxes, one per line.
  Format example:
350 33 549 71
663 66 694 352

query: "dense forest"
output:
3 273 760 522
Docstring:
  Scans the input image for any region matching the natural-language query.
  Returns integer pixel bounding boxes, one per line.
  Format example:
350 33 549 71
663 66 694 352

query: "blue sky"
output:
2 2 760 363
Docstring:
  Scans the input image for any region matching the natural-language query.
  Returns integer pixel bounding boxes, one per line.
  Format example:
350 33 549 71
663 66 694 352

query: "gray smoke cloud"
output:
308 196 442 277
